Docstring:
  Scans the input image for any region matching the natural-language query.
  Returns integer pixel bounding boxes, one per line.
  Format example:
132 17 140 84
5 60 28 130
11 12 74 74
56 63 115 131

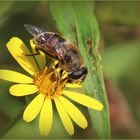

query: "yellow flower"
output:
0 37 103 136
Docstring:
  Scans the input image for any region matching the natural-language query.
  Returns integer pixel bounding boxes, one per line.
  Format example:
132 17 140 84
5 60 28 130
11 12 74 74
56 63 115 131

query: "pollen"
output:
33 66 68 99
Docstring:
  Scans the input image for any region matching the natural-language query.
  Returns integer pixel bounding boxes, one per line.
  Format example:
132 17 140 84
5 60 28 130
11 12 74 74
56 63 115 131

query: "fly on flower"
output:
24 24 88 84
0 37 103 136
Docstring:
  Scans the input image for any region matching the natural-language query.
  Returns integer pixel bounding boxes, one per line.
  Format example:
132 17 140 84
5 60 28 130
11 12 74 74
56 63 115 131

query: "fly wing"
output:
24 24 67 62
41 33 66 61
24 24 46 37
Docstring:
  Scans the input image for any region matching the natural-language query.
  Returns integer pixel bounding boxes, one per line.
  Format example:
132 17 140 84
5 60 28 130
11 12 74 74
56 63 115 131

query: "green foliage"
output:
49 1 111 138
0 1 39 19
1 1 139 139
96 1 140 25
103 41 140 79
0 81 25 137
0 1 14 19
3 111 70 139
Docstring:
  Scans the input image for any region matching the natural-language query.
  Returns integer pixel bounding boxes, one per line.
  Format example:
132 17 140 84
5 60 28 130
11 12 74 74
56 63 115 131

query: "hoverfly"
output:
24 24 88 84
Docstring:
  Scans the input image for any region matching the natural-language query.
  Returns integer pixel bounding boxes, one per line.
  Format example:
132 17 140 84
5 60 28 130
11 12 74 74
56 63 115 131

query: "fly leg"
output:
51 64 63 96
55 69 63 88
53 63 63 90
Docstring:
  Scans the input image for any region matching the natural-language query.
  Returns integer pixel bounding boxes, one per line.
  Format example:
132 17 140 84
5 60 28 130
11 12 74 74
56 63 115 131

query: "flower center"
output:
33 66 68 99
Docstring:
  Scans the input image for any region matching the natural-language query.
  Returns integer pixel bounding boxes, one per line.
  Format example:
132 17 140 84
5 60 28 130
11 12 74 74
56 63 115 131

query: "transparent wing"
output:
24 24 46 37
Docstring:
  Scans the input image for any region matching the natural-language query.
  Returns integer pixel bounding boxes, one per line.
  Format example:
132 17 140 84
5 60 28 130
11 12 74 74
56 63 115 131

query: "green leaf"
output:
102 41 140 79
49 1 111 138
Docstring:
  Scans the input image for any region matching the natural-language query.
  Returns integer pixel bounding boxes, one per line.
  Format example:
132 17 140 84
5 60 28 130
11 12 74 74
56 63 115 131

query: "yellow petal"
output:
6 37 39 75
63 90 103 111
66 83 82 88
23 93 45 122
30 39 46 69
39 98 53 136
0 69 33 83
59 96 87 129
10 84 38 96
61 71 68 79
53 60 58 66
54 98 74 135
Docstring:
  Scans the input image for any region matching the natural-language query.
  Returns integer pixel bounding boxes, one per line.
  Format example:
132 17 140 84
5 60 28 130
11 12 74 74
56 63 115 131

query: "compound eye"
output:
69 67 88 80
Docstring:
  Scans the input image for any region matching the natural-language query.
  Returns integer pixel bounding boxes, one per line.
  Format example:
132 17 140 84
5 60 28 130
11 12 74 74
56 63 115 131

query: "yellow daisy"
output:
0 37 103 136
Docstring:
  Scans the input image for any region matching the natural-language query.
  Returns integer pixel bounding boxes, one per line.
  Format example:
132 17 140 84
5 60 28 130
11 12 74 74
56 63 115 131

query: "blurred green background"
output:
0 1 140 139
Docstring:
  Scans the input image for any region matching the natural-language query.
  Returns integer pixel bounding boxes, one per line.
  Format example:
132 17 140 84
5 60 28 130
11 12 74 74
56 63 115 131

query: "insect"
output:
24 24 88 84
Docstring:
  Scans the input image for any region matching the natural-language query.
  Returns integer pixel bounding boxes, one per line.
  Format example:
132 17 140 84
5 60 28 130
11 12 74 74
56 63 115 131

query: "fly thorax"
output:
56 42 83 72
65 47 82 71
35 33 50 46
